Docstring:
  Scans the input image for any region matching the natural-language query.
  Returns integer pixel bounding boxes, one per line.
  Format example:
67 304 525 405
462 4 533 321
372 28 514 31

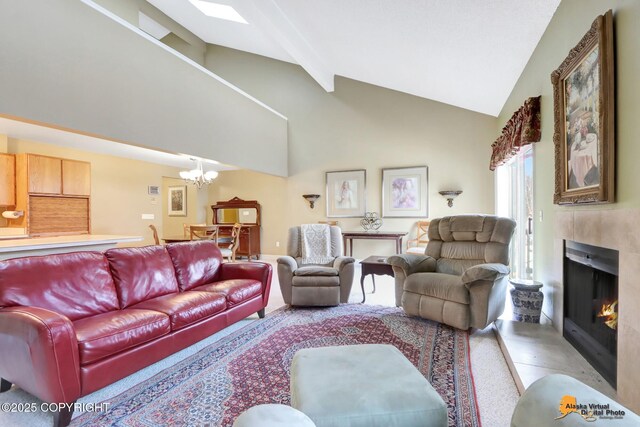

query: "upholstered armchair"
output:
387 215 516 330
278 226 355 306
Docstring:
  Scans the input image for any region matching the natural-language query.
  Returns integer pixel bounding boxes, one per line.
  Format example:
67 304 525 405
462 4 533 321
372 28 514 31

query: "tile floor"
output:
494 318 617 399
494 282 616 398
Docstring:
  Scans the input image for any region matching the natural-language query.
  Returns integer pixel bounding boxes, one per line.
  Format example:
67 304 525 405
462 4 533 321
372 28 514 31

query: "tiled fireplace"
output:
553 209 640 412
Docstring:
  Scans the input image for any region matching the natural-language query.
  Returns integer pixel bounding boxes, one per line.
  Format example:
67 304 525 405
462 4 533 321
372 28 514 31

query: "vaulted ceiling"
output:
147 0 560 117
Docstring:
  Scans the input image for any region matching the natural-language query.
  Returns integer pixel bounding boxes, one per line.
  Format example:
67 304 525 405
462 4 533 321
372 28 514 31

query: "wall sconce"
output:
302 194 321 208
439 190 462 207
2 210 24 219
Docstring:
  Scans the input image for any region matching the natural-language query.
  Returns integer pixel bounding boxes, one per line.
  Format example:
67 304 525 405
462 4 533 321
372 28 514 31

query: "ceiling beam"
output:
234 0 334 92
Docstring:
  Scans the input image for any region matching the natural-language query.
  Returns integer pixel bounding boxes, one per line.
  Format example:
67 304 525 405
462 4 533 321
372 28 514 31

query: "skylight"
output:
188 0 248 24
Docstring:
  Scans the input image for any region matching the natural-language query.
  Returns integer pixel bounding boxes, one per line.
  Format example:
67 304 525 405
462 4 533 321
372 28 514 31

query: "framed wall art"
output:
326 169 366 217
552 10 614 204
168 185 187 216
381 166 428 218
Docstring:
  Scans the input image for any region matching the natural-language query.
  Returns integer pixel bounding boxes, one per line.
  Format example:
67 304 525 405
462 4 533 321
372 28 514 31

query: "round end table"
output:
509 279 544 323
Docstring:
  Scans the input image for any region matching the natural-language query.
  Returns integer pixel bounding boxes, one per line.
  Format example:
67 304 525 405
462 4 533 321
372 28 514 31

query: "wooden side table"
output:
359 255 394 303
342 231 407 256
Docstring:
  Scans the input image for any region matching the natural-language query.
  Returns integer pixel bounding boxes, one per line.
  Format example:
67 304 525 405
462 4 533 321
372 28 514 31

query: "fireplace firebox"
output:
563 240 618 388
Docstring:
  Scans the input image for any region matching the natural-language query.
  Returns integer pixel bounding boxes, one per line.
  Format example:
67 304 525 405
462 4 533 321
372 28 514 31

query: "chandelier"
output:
179 158 219 188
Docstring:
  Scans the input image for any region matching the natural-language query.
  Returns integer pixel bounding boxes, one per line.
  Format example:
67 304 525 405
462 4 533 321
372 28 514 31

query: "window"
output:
496 145 533 280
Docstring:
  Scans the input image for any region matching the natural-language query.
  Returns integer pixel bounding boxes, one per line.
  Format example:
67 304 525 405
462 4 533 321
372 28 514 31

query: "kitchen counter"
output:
0 234 143 260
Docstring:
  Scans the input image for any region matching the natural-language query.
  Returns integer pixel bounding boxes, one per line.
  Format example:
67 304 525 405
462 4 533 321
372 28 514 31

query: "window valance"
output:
490 96 541 170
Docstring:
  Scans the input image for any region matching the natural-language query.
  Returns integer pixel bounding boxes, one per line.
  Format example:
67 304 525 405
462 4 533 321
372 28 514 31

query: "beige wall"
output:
0 135 8 227
162 176 208 237
205 46 497 257
3 137 209 246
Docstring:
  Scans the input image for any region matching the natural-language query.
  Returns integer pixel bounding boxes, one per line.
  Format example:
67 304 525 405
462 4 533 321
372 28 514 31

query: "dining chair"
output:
189 225 219 242
148 224 160 245
406 220 430 254
184 223 206 237
219 223 242 262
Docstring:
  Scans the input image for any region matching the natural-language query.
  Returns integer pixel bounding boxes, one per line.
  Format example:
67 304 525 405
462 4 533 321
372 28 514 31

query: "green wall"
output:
205 46 498 256
498 0 640 320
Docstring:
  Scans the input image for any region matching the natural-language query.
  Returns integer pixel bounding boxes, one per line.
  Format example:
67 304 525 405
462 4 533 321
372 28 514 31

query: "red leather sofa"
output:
0 240 272 426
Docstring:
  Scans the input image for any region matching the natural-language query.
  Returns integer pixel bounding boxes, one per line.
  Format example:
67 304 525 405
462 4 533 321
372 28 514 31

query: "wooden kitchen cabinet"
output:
0 154 15 206
27 154 62 194
17 154 91 197
62 159 91 196
14 153 91 235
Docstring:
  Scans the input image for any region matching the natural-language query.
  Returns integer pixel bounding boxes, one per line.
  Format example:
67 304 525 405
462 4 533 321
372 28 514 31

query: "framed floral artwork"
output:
168 185 187 216
382 166 428 218
326 169 366 217
552 10 614 204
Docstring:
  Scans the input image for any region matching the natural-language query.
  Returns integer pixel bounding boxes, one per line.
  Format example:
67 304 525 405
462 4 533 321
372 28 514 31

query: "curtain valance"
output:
490 96 541 170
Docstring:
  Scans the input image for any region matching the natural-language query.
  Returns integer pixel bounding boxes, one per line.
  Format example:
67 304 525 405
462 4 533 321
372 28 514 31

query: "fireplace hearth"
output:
563 240 618 388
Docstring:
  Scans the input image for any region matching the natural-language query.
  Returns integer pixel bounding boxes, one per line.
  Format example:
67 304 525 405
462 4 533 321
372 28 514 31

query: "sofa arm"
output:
462 264 510 328
0 306 81 404
333 257 355 303
277 256 297 304
387 254 437 276
386 255 436 307
333 256 355 272
461 263 510 286
277 256 298 272
220 262 273 306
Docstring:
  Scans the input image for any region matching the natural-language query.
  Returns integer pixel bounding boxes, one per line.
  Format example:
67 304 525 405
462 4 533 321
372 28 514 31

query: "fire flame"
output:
597 300 618 330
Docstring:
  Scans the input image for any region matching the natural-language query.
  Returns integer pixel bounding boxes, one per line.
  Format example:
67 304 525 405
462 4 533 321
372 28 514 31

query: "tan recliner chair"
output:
278 226 355 306
387 215 516 330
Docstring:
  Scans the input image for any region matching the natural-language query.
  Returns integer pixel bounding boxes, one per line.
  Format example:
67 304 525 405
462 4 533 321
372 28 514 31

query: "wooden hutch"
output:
211 197 261 260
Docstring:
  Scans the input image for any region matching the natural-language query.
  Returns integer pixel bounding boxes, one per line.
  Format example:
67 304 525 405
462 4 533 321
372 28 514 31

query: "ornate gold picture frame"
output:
552 10 614 204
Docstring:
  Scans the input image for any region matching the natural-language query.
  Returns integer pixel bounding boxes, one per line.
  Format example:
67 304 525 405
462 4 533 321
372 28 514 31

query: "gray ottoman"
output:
233 404 316 427
511 374 640 426
290 344 447 427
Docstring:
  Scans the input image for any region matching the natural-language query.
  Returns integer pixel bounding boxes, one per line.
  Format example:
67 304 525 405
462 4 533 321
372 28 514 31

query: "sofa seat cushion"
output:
295 266 338 276
73 309 171 366
132 291 226 331
193 279 262 307
404 272 469 304
292 276 340 287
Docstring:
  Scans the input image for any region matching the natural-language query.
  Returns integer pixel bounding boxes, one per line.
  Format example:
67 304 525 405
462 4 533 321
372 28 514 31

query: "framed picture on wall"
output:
552 10 614 204
326 169 366 217
381 166 428 218
168 185 187 216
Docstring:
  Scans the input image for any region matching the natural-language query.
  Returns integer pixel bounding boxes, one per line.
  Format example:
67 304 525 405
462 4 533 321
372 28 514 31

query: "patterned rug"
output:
72 305 480 427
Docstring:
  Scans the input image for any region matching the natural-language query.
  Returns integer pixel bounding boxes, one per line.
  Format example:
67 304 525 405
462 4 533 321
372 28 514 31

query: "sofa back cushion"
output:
287 225 343 259
426 215 516 269
105 246 179 308
0 251 119 320
166 241 222 291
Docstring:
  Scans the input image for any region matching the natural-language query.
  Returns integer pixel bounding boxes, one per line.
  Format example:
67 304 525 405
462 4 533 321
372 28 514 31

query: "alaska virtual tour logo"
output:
556 395 626 422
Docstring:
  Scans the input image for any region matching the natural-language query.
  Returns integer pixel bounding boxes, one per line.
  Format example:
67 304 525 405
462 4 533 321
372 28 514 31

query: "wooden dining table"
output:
161 235 192 243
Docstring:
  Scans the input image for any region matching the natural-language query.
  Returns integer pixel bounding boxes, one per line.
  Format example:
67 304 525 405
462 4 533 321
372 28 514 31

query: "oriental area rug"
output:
72 304 480 427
